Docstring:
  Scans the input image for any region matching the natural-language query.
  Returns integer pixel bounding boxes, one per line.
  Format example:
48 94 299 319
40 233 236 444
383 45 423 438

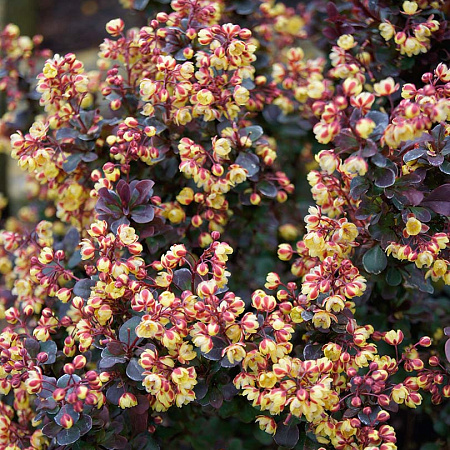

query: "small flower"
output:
337 34 356 50
379 22 395 41
223 343 246 364
119 392 138 409
60 413 74 429
255 416 277 435
106 18 124 36
375 78 399 97
405 217 422 236
402 1 418 15
196 89 214 106
233 86 250 105
384 329 404 345
355 118 376 139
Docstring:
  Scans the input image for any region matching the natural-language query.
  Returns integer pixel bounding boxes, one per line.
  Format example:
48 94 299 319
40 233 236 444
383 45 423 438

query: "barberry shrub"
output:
0 0 449 449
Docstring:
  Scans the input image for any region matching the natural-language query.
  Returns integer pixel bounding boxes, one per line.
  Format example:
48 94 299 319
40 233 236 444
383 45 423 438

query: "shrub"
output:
0 1 449 449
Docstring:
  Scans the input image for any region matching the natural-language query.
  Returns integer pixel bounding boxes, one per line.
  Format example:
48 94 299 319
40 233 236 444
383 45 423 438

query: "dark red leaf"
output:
421 184 450 215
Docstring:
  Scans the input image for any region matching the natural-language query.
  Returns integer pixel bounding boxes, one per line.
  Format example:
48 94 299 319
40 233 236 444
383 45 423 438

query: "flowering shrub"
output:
0 0 449 449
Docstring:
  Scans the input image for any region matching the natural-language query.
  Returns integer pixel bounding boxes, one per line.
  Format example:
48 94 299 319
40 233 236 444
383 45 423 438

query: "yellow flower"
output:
224 343 246 364
355 118 375 139
415 251 434 269
338 222 358 242
304 232 325 257
307 80 325 99
42 62 57 79
233 86 250 105
392 384 409 403
176 187 194 205
140 79 157 100
255 416 277 435
402 1 418 15
312 310 335 329
258 372 278 389
117 225 138 245
405 217 421 236
213 138 232 158
167 205 186 224
196 89 214 106
29 121 48 139
316 150 340 174
324 295 346 312
432 259 447 277
118 392 138 409
337 34 356 50
136 316 164 338
228 165 247 185
323 343 342 361
379 22 395 41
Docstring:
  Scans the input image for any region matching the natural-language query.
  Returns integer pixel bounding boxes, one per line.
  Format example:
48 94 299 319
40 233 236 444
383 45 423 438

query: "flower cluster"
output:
0 24 48 114
378 1 441 57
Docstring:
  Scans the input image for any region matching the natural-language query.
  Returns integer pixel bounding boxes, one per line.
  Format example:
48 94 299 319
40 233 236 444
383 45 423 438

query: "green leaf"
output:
363 245 387 275
386 268 402 286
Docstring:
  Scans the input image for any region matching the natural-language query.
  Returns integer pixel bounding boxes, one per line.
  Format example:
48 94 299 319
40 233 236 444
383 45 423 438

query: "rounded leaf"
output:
56 427 81 446
363 245 387 275
274 423 299 449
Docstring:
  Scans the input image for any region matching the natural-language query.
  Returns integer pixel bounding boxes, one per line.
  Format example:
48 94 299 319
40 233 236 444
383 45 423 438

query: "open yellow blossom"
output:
402 1 418 15
405 217 422 236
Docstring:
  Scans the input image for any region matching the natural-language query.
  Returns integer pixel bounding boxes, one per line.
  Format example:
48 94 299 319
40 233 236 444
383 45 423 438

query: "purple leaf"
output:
132 180 155 206
274 423 299 449
421 184 450 215
42 421 62 439
116 180 131 205
98 187 120 204
63 154 82 173
326 2 339 19
375 168 396 188
131 205 155 223
335 128 359 151
209 388 224 409
95 198 113 214
236 152 260 177
402 189 424 206
403 148 426 163
111 217 130 234
362 139 378 157
427 154 445 166
323 26 339 40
